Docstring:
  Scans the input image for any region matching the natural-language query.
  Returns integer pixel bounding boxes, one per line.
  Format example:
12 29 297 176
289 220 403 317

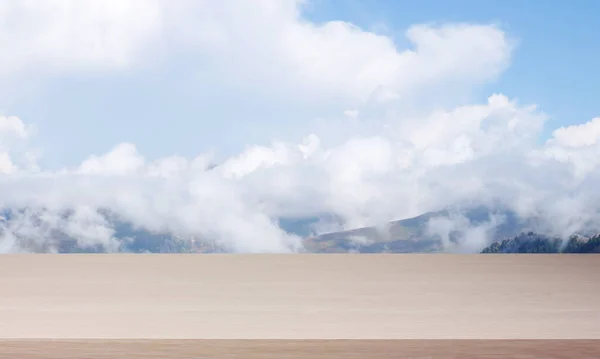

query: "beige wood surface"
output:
1 254 598 339
2 340 599 359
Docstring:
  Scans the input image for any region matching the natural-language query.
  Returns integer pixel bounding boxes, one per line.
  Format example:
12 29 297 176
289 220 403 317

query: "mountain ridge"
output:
481 232 600 253
2 205 599 253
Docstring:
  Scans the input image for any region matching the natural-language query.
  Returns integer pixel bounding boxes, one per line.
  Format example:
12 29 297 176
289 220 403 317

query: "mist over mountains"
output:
2 204 597 253
1 2 599 255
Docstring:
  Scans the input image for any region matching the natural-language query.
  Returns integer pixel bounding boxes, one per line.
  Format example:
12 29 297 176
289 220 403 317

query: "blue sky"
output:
3 0 598 167
305 0 600 138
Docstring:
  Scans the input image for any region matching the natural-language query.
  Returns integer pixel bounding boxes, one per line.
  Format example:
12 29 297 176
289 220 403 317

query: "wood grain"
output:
1 254 599 339
2 340 599 358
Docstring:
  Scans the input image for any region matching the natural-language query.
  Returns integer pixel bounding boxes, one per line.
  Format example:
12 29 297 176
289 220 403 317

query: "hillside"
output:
481 232 600 253
303 206 530 253
3 205 599 254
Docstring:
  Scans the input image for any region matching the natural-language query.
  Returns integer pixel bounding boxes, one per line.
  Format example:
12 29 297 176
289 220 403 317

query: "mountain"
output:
5 205 595 254
0 208 227 254
302 211 442 253
481 232 600 253
111 221 225 253
302 206 531 253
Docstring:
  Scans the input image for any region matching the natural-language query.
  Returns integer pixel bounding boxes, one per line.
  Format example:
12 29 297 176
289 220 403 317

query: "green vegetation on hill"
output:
481 232 600 253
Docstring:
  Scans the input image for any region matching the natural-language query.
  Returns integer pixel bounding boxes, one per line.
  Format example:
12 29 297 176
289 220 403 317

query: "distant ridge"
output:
303 205 531 253
2 205 599 253
481 232 600 253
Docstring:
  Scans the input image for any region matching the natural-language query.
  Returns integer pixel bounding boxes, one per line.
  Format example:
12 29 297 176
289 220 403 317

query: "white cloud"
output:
0 1 597 253
0 0 516 162
277 21 512 103
0 0 508 102
0 115 31 138
0 98 597 253
0 115 35 173
79 143 145 175
0 0 162 78
0 152 16 174
533 117 600 178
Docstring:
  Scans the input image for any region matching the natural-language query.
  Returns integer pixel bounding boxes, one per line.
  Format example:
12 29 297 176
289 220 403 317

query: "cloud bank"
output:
0 0 598 253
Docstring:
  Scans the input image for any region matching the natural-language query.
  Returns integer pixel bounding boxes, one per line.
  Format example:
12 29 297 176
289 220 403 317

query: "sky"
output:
306 0 600 138
0 0 599 253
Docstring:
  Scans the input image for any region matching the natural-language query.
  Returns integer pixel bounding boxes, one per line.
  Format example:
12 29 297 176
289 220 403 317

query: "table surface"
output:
1 254 598 339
